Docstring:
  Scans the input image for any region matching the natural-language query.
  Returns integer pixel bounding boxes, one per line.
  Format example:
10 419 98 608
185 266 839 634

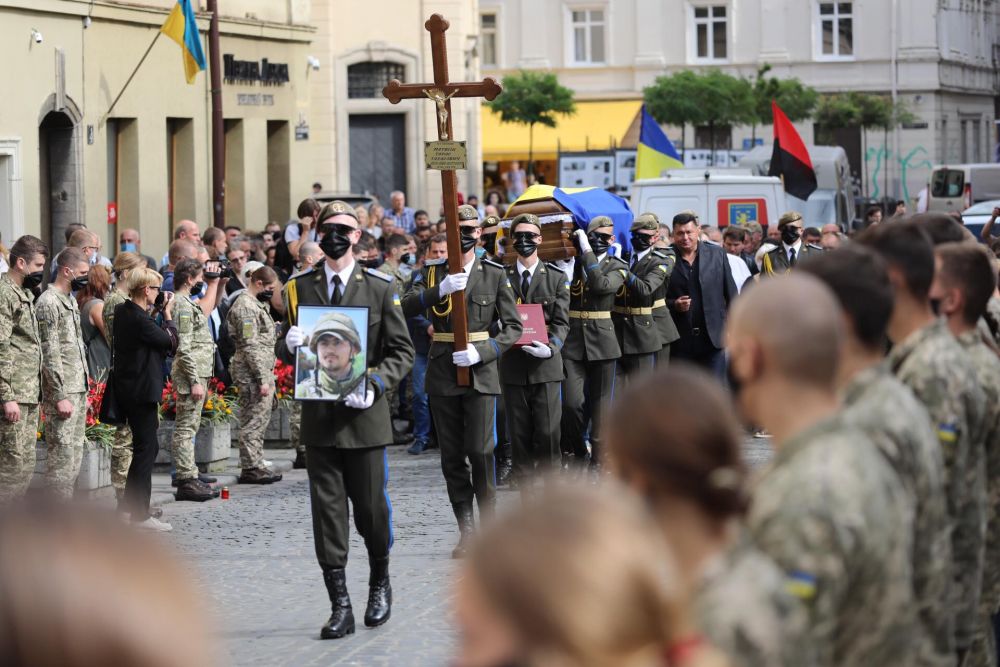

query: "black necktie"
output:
521 270 530 298
331 275 342 304
788 248 796 266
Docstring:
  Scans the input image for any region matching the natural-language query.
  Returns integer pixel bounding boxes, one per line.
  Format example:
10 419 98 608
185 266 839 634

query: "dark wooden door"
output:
349 113 406 202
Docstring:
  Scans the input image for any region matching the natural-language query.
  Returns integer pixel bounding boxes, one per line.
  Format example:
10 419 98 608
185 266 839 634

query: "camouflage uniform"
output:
0 274 42 502
980 295 1000 347
695 535 815 667
956 330 1000 667
747 415 917 666
289 400 303 455
227 291 276 471
171 294 216 481
102 289 131 498
888 319 988 653
35 284 89 498
841 362 954 666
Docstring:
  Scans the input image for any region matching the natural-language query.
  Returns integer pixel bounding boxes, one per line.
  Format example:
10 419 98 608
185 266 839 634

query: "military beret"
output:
672 210 699 226
778 211 804 228
482 214 502 229
457 204 480 222
309 311 362 353
631 212 660 232
317 200 359 225
587 216 614 234
510 213 541 231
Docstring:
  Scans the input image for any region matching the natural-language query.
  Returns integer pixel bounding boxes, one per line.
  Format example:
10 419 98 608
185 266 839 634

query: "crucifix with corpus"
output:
383 13 502 386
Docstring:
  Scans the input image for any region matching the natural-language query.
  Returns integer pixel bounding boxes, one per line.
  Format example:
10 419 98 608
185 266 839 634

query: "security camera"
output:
31 29 42 44
307 56 321 71
82 16 91 29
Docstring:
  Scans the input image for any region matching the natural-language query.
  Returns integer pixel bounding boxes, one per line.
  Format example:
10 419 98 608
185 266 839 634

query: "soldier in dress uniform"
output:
637 213 681 366
0 236 46 503
102 251 145 503
402 204 522 557
499 214 570 489
760 211 823 277
559 216 627 469
227 266 284 485
170 259 220 502
35 247 90 498
279 200 413 640
801 247 954 666
613 213 674 379
729 275 917 666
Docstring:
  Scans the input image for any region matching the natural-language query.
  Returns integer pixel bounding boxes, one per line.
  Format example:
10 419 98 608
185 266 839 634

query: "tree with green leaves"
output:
644 69 754 163
748 64 818 143
486 70 575 176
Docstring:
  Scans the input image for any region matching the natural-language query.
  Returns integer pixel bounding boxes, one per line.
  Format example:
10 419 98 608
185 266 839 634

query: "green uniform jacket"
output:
562 252 627 362
760 242 823 276
278 264 414 449
35 285 88 401
173 294 216 392
499 261 571 386
613 249 672 355
650 247 681 347
402 257 522 397
0 275 42 404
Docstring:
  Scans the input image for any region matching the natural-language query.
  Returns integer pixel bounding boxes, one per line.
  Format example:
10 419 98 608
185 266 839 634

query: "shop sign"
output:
237 94 275 106
224 54 290 85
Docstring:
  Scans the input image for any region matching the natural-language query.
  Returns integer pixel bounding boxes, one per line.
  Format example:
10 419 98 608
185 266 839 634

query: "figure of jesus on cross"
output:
383 13 502 385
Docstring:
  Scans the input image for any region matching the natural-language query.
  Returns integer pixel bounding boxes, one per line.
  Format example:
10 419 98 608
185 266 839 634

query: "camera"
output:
205 257 235 280
31 29 42 44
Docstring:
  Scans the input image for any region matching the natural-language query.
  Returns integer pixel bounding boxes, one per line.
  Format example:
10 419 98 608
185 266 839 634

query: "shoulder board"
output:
806 243 824 251
544 261 563 271
651 249 673 259
288 267 318 281
607 255 628 266
365 267 393 282
482 258 504 269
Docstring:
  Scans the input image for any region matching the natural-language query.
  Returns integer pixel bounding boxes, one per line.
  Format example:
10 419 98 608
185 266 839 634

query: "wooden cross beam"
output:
383 13 503 387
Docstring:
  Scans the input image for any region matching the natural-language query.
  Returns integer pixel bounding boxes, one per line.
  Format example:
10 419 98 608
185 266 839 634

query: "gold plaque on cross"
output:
424 141 467 171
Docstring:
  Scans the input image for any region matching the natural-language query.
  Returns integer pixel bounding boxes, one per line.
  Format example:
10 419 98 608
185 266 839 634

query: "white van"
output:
630 171 787 230
927 164 1000 212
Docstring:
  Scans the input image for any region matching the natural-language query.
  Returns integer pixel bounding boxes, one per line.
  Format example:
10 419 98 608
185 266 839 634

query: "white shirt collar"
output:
596 253 607 263
463 257 476 274
634 248 651 263
782 239 802 255
324 260 356 288
515 259 539 277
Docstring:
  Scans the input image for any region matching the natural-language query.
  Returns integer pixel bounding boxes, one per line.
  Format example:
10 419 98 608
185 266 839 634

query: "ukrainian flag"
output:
635 106 683 179
161 0 207 84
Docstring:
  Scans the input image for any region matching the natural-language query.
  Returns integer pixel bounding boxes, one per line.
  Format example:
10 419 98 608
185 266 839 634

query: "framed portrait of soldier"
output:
293 305 369 402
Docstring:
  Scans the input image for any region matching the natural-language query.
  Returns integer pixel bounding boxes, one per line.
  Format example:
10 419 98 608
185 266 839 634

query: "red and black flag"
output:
768 100 817 200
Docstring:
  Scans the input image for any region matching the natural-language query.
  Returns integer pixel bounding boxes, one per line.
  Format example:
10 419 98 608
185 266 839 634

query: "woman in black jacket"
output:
113 268 178 531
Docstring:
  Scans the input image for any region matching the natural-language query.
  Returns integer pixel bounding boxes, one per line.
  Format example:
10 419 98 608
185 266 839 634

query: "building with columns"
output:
309 0 483 216
479 0 1000 203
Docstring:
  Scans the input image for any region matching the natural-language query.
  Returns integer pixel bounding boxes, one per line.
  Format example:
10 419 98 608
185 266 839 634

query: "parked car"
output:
958 199 1000 241
926 164 1000 212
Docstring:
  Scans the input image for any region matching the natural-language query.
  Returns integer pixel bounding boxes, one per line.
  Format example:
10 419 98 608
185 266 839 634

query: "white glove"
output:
453 345 482 367
523 341 553 359
609 242 622 258
344 388 375 410
574 229 592 254
286 325 306 350
439 272 469 296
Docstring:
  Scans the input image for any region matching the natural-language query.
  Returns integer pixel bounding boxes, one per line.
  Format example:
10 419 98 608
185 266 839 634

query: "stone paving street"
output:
165 436 774 666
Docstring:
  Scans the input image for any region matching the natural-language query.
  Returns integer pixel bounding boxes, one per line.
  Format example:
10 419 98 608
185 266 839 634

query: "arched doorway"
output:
38 95 83 253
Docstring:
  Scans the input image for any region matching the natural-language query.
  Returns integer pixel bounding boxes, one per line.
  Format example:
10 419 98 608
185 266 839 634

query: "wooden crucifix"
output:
383 13 502 386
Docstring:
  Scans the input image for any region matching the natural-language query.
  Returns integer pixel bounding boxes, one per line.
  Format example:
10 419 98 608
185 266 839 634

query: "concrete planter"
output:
33 440 112 492
231 403 293 448
155 421 232 473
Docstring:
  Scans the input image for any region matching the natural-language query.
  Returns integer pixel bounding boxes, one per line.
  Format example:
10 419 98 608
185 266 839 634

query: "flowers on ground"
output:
160 377 235 426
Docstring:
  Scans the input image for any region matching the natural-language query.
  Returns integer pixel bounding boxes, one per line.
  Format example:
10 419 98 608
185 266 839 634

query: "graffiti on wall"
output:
864 145 933 201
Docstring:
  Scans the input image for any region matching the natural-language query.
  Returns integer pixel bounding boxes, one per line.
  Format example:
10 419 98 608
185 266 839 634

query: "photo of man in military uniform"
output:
295 308 367 401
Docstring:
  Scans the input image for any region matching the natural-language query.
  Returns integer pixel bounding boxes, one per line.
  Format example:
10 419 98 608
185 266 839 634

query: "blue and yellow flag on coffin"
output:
161 0 207 84
635 106 683 179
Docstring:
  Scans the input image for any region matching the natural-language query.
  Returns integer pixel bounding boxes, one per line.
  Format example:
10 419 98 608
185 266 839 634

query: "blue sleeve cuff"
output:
371 373 386 395
588 263 599 271
419 291 426 308
550 336 562 347
490 339 500 357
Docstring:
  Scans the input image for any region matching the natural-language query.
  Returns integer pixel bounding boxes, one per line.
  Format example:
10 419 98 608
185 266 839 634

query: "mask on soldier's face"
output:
22 271 44 290
190 281 206 297
320 224 354 260
460 226 479 254
780 225 802 246
70 276 89 292
588 232 613 255
630 231 653 252
257 289 274 303
929 298 942 316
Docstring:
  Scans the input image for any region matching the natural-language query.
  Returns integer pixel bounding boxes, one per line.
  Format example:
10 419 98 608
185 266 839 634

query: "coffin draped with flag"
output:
768 100 817 201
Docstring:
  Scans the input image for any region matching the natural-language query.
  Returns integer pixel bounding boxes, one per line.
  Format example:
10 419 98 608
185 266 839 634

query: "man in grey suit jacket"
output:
664 210 738 379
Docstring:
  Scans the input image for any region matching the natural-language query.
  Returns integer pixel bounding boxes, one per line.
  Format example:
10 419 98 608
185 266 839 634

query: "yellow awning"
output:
481 100 642 162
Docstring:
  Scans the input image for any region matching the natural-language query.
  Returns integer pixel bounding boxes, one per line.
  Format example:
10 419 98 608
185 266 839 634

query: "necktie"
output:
521 270 531 298
330 275 342 304
788 248 796 266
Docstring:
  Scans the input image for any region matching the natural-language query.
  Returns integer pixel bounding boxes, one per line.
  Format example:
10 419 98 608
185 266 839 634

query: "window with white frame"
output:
569 8 606 65
693 5 728 61
819 2 853 57
480 13 498 67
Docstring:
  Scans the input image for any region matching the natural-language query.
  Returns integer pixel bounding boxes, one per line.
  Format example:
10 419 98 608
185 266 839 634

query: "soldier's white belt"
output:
569 310 612 320
613 299 667 316
433 331 491 343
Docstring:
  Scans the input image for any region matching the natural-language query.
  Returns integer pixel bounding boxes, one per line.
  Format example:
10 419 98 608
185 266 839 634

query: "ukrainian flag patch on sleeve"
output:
392 293 401 306
937 423 958 443
785 570 817 600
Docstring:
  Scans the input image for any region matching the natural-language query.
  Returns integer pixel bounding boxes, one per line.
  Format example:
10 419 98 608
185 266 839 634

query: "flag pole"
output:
101 31 162 125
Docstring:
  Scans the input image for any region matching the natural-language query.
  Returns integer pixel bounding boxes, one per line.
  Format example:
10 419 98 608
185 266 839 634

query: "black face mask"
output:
930 298 942 316
360 259 381 269
399 253 412 266
22 271 44 290
513 232 539 258
588 232 612 255
481 232 498 255
460 227 479 254
70 276 89 291
781 225 802 246
320 227 353 260
257 290 274 303
630 231 653 252
190 281 206 296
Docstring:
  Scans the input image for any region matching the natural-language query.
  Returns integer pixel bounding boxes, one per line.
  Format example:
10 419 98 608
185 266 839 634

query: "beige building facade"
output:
0 0 313 262
310 0 483 214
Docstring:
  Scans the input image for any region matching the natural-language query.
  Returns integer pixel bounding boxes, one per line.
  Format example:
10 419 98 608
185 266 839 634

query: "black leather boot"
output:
293 450 307 469
321 568 355 639
451 502 475 559
364 557 392 627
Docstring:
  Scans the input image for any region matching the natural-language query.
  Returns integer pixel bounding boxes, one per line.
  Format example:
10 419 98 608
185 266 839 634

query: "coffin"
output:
500 196 577 265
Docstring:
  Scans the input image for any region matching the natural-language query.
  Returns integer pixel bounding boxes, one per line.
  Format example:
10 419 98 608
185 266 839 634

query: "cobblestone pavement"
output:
166 436 774 666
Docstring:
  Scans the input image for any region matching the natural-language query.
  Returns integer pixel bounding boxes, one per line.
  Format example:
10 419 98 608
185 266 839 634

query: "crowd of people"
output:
2 185 1000 666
